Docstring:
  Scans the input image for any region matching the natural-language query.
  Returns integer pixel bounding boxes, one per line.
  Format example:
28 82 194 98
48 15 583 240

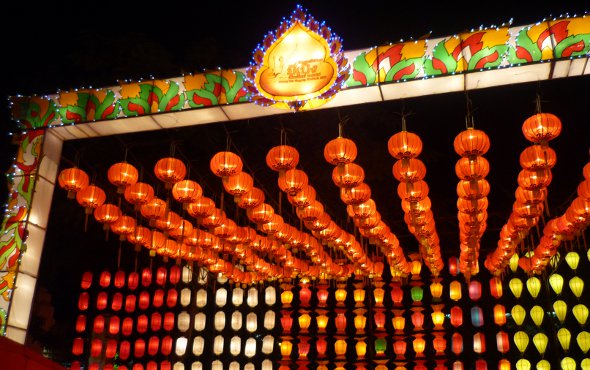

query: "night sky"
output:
1 0 590 363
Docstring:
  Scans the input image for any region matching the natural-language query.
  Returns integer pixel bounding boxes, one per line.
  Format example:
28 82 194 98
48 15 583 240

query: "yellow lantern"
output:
530 305 544 327
526 277 541 299
577 331 590 354
569 276 584 298
354 309 367 332
335 285 347 306
280 340 293 357
430 281 443 299
558 328 571 351
554 300 568 323
511 305 526 326
431 310 445 330
411 260 422 278
450 280 462 301
499 359 510 370
374 285 385 306
298 312 311 332
281 290 294 306
392 315 405 332
549 273 564 295
536 360 551 370
582 359 590 370
514 331 529 353
413 335 426 356
355 339 367 359
494 304 507 326
516 359 531 370
354 287 366 305
509 253 520 273
316 310 329 332
566 251 580 270
561 357 576 370
573 304 589 325
532 333 548 355
509 278 523 298
334 339 347 357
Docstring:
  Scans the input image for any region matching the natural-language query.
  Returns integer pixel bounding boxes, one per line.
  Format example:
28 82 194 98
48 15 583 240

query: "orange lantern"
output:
200 208 226 229
76 185 106 214
127 226 151 249
457 179 490 199
186 196 215 218
154 157 186 186
223 172 254 197
324 137 357 165
494 304 507 326
155 211 182 234
124 182 154 209
433 332 447 355
108 162 138 193
522 112 562 144
247 203 275 224
172 179 202 205
278 168 308 195
111 215 136 239
392 158 427 183
388 131 423 159
296 200 324 221
58 167 89 198
134 339 145 358
454 128 490 157
455 156 490 180
517 168 552 190
210 151 243 177
398 180 429 202
140 197 167 224
316 336 327 357
80 271 93 289
332 163 365 188
489 277 503 299
519 145 557 170
288 184 316 207
341 183 372 205
236 187 265 209
266 145 300 171
413 334 426 357
393 339 407 359
94 203 122 229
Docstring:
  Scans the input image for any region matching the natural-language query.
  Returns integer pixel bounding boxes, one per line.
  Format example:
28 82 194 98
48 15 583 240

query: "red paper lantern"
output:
236 187 265 209
140 197 168 223
80 271 92 289
316 336 327 357
281 311 293 333
94 203 122 227
154 157 186 186
108 162 138 193
393 340 407 358
111 216 136 239
454 128 490 157
151 312 162 331
335 311 347 333
160 362 171 370
296 200 324 221
122 317 133 336
299 283 312 306
99 271 111 287
210 151 243 177
124 182 154 209
78 292 89 311
473 332 486 354
141 268 152 286
186 196 216 218
247 203 275 224
93 316 105 334
324 137 358 165
455 156 490 180
156 268 167 285
332 163 365 188
496 331 510 353
163 312 175 331
125 295 136 313
90 339 103 357
390 283 403 305
451 333 463 355
109 316 120 335
166 289 178 307
476 360 488 370
288 185 316 207
127 226 151 248
58 167 89 198
223 172 254 196
72 337 84 356
450 306 463 327
137 315 148 333
341 183 372 205
388 131 423 159
522 112 562 143
433 332 447 355
120 341 131 360
153 290 164 307
278 169 308 195
112 293 123 311
76 315 86 332
96 292 108 310
105 339 117 359
76 185 106 214
172 179 202 204
392 158 426 183
161 336 173 356
266 145 300 171
134 339 146 358
468 280 482 301
317 286 329 306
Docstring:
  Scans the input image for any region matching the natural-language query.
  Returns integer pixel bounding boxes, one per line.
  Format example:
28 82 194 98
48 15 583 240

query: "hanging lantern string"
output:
465 90 475 129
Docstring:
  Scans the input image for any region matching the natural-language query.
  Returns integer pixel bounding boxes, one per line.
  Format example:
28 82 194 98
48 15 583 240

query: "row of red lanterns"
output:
323 136 410 277
485 112 562 275
520 161 590 273
389 129 443 276
454 126 490 279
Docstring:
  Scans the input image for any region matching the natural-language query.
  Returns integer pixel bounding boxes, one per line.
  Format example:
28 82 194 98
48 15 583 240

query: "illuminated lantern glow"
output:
489 277 503 299
334 339 347 358
266 145 300 171
335 311 347 333
574 304 589 325
140 197 167 224
58 167 90 198
526 277 541 299
561 358 576 370
433 333 447 355
278 168 308 195
77 185 106 214
280 340 293 357
392 158 426 183
335 285 348 306
468 280 482 301
341 183 372 205
332 163 365 188
577 331 590 354
316 336 327 357
155 157 186 186
496 331 509 354
247 203 275 224
237 187 265 209
509 278 523 298
124 182 155 210
411 308 425 330
511 305 526 326
450 306 463 328
392 314 405 332
570 276 584 298
455 156 490 180
223 172 254 197
94 203 122 229
430 280 443 300
111 216 136 239
529 305 544 327
388 131 423 159
393 339 407 359
473 332 486 354
108 162 138 193
514 331 529 353
549 273 564 295
493 304 506 326
355 339 367 359
413 335 426 357
186 196 216 219
172 179 202 205
449 281 462 301
288 184 316 208
532 332 548 355
515 360 531 370
95 292 107 310
557 328 572 351
431 310 445 330
519 145 557 170
554 300 568 323
324 137 358 165
522 112 562 144
454 128 490 157
451 333 463 355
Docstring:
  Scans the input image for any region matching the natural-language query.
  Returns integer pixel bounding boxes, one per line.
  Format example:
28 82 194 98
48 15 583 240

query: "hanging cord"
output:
465 90 475 129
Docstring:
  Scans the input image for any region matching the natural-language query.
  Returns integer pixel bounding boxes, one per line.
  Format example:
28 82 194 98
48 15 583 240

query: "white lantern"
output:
173 362 184 370
217 273 229 284
216 288 228 307
178 311 190 332
453 361 464 370
246 312 258 332
261 360 273 370
244 363 254 370
194 312 206 331
192 336 205 355
182 266 192 283
265 286 276 305
191 362 203 370
264 310 275 330
230 336 242 356
181 288 191 306
215 311 226 331
197 267 208 285
212 360 223 370
247 287 259 307
231 311 243 331
245 337 256 358
213 335 225 355
175 337 188 356
262 335 274 354
196 289 207 308
232 287 244 306
229 362 240 370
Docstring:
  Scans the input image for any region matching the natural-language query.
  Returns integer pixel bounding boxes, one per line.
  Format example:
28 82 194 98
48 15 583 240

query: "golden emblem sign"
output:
246 6 349 111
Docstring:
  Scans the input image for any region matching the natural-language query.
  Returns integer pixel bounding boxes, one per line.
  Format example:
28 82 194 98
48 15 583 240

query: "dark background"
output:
1 0 589 365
